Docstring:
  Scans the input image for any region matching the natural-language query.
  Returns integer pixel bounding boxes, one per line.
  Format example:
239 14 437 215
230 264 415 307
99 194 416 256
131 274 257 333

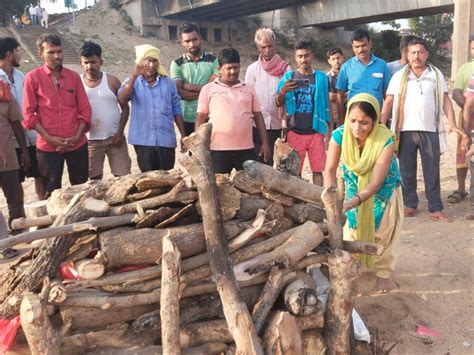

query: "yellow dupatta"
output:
341 93 395 268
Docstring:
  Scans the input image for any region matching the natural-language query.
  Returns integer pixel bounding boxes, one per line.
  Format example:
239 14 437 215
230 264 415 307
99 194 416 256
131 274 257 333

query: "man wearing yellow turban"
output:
118 44 186 172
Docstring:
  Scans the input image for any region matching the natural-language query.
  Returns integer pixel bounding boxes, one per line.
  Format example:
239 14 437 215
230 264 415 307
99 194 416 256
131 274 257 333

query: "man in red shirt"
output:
23 33 91 198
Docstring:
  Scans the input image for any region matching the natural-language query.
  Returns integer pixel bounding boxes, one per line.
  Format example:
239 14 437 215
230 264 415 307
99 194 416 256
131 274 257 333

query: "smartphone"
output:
293 78 310 88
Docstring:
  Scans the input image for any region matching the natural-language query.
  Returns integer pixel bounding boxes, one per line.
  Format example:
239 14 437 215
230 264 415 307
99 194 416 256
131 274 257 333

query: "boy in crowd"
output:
80 41 131 180
276 41 330 185
196 47 270 173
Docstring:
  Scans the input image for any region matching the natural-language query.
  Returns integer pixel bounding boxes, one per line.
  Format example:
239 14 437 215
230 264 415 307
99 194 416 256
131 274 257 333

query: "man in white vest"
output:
381 37 466 222
79 41 131 180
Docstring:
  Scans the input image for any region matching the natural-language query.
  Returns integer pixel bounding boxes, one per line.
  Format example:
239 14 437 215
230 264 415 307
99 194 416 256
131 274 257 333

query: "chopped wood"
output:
48 279 67 304
273 137 301 176
261 186 294 206
136 207 174 228
160 235 181 355
135 170 183 191
196 179 241 221
324 249 360 354
60 304 157 330
111 181 198 215
263 311 303 354
20 293 61 355
284 203 326 224
75 259 105 280
303 330 327 354
342 240 383 256
100 220 249 268
264 201 294 235
127 187 168 201
321 186 344 250
104 175 137 205
236 194 271 220
11 215 54 230
26 200 48 218
283 271 319 316
155 204 195 228
243 160 324 205
179 122 263 355
232 170 262 194
65 234 97 261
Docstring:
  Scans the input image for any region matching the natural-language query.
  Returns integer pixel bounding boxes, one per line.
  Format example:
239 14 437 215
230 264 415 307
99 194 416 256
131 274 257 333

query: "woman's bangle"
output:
354 194 362 206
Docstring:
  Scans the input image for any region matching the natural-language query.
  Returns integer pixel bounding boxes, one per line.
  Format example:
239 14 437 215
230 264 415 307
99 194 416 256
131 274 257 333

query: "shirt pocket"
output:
237 90 253 109
370 73 384 91
61 88 77 107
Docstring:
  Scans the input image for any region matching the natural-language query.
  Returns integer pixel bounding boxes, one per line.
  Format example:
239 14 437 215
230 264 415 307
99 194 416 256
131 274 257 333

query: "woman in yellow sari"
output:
324 93 403 292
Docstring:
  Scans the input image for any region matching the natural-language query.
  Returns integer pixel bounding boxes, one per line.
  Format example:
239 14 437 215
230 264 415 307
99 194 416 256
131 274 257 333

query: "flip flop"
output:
1 248 19 259
447 191 467 204
404 207 419 217
429 212 453 223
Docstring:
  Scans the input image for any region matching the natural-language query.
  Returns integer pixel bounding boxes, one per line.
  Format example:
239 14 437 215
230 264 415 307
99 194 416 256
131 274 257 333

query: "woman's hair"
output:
348 101 378 122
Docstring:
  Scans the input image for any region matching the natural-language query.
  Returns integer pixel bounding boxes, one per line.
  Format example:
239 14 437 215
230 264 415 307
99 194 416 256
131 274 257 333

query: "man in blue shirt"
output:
336 29 391 121
118 45 186 172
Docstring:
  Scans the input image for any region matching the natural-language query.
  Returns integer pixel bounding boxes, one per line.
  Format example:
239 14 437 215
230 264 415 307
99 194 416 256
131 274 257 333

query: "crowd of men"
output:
0 24 473 258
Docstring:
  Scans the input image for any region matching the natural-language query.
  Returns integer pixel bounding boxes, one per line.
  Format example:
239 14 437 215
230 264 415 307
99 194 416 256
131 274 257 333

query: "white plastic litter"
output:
352 308 371 343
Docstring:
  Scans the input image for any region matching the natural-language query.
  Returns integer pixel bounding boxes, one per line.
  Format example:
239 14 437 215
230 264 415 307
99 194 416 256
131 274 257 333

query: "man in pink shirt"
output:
23 33 91 198
196 47 270 174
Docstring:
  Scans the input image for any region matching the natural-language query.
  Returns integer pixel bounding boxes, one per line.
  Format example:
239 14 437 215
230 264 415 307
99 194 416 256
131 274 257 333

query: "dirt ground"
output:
1 2 473 354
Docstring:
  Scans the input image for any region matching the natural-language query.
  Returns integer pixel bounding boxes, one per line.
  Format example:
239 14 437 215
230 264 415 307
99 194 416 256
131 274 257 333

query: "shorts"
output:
211 148 257 174
287 130 326 174
88 138 132 178
15 146 41 182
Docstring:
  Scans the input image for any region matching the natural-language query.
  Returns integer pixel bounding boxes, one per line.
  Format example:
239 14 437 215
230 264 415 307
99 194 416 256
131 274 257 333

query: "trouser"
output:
134 145 175 172
252 128 281 167
37 143 89 199
183 122 195 137
398 131 443 212
210 149 258 174
0 169 25 228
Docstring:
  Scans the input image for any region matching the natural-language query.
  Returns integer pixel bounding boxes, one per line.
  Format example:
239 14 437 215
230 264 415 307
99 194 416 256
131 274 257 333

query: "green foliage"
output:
381 20 401 30
305 36 334 61
408 13 453 72
370 30 401 62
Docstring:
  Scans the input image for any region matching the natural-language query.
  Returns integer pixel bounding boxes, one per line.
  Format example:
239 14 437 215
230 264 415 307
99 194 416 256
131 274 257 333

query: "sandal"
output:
447 191 467 204
404 207 419 217
429 211 453 223
1 248 19 259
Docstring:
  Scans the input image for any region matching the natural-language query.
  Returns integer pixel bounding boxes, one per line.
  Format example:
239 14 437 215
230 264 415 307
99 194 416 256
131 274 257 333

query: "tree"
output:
0 0 29 26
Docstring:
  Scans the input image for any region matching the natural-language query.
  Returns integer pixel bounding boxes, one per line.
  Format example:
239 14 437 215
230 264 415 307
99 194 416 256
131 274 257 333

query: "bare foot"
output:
376 277 394 294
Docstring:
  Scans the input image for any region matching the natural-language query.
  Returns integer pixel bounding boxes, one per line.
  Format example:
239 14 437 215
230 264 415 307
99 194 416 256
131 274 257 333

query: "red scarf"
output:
259 54 289 77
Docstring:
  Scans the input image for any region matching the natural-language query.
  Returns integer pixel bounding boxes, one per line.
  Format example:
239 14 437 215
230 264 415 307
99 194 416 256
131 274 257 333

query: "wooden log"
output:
100 220 249 268
60 304 157 330
88 343 228 355
342 240 383 256
48 279 67 304
284 203 325 224
196 178 241 221
242 221 325 276
104 175 137 205
264 201 294 236
263 311 303 355
160 235 181 354
65 197 110 222
65 234 97 261
303 330 326 354
321 187 344 250
236 194 271 221
179 123 263 355
135 206 175 228
261 186 294 206
283 271 319 316
26 200 48 218
75 259 105 280
243 160 323 205
232 170 262 194
155 204 195 228
135 170 182 191
324 249 360 355
127 187 168 201
273 137 301 176
20 293 60 355
0 214 135 250
111 181 198 215
11 215 54 230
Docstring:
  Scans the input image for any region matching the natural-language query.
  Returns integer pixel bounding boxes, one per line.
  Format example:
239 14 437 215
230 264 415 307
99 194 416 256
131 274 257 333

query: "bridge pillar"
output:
451 0 474 78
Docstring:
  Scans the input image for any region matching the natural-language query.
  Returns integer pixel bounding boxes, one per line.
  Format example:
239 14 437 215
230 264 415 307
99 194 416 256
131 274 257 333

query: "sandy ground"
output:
1 2 473 354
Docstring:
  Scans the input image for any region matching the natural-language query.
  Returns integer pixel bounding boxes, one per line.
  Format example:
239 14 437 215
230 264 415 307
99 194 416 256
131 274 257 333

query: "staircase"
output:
10 25 79 65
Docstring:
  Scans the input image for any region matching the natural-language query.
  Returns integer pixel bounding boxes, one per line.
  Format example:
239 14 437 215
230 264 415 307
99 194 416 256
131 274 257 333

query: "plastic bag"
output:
0 316 21 355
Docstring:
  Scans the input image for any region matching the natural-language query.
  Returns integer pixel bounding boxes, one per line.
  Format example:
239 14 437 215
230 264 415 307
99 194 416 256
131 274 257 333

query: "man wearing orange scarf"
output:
245 28 290 166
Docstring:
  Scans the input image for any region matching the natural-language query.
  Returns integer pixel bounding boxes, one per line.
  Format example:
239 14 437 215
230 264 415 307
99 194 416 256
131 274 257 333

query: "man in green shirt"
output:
450 37 474 203
170 23 219 136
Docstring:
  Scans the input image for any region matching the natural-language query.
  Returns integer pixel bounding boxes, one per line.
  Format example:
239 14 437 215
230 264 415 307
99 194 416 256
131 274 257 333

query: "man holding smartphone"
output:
276 41 330 185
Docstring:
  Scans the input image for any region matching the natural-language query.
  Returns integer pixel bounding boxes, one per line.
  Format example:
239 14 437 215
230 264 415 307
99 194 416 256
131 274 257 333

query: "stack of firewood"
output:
0 124 381 355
